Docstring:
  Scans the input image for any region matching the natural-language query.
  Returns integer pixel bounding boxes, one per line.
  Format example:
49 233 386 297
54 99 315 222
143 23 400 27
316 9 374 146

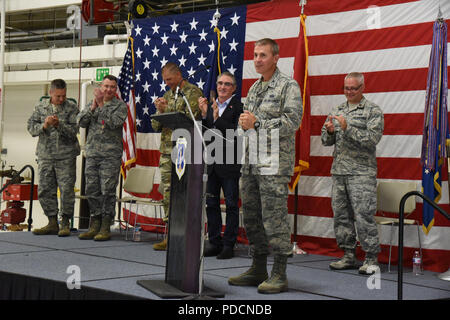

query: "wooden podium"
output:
137 112 223 298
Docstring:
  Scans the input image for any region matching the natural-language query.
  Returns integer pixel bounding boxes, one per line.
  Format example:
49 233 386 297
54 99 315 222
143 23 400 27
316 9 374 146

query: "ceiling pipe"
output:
5 30 75 43
103 33 128 46
0 0 5 154
102 34 127 66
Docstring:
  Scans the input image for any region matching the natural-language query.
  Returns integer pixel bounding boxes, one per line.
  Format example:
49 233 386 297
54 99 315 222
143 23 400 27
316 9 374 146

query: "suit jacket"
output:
203 95 243 178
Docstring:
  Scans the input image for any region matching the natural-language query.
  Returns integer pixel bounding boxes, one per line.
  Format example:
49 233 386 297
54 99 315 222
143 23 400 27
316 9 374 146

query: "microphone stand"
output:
178 89 212 299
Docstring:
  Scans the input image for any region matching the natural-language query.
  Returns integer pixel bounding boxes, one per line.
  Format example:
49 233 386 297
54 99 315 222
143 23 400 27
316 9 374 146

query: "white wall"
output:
5 0 82 12
1 82 95 229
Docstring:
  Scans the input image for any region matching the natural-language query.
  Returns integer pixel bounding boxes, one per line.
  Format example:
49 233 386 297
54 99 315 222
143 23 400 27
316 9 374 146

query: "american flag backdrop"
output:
118 0 450 272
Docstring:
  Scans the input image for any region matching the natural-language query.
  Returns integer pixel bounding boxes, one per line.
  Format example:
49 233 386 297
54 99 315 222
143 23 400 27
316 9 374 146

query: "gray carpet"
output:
0 230 448 300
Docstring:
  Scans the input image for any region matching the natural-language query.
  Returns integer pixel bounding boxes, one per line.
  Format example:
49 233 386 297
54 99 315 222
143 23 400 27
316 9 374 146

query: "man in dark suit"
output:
198 72 243 259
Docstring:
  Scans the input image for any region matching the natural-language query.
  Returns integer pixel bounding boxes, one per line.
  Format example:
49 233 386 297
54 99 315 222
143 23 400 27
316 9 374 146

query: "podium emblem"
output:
175 137 187 180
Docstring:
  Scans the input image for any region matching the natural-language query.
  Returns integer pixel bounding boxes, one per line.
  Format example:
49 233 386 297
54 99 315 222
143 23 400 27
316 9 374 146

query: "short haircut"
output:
345 72 365 85
161 62 182 75
50 79 66 91
103 74 118 83
254 38 279 56
217 71 237 86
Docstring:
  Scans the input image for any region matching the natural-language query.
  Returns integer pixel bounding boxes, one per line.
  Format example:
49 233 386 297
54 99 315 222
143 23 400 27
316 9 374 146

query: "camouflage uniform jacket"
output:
77 97 128 159
321 96 384 176
242 68 302 176
151 81 203 155
27 97 80 160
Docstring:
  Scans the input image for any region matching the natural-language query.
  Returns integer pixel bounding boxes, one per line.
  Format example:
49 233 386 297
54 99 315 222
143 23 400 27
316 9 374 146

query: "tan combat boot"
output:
359 253 379 275
329 250 358 270
78 216 101 240
58 215 71 237
94 216 112 241
32 215 59 235
228 255 268 286
257 255 288 294
153 237 167 251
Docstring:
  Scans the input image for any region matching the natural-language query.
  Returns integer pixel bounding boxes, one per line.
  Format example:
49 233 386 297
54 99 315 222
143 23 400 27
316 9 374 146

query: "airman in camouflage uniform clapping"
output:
321 72 384 275
77 75 128 241
27 79 80 237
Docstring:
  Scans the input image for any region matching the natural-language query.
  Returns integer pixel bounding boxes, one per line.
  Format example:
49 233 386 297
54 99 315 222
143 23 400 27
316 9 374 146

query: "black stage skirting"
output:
0 270 142 300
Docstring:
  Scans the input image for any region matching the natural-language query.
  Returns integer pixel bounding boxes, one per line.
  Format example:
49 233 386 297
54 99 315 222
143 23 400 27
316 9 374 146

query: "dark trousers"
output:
206 170 240 249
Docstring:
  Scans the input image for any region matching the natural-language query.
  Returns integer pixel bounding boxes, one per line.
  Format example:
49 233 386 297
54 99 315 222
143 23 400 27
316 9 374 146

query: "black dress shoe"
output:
217 246 234 259
204 244 222 257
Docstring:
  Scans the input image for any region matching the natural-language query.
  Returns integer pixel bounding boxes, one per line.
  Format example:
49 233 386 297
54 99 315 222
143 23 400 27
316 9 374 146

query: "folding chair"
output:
116 167 164 240
375 180 422 272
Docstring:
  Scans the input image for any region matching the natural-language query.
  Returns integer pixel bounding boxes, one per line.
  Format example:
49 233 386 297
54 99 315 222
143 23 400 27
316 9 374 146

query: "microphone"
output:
175 86 179 100
174 79 183 100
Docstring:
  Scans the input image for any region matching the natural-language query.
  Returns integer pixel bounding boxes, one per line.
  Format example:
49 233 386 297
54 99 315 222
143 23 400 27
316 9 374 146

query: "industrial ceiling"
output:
4 0 269 52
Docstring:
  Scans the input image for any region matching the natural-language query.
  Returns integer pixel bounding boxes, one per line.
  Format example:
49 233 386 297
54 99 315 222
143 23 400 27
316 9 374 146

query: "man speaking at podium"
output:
151 62 203 251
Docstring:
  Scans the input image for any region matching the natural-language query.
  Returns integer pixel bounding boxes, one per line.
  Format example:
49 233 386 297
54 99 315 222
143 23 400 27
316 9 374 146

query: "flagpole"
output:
439 8 450 282
292 0 308 256
442 141 450 282
0 0 5 155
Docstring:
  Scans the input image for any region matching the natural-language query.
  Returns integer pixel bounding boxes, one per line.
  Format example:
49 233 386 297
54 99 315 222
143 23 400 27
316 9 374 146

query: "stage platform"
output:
0 229 448 301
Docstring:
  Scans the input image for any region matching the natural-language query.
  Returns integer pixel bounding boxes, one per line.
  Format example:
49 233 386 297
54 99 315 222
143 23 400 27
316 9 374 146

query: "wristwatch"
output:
254 120 260 130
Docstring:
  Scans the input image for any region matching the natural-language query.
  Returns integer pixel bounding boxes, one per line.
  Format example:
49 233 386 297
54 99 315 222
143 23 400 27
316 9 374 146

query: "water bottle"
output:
412 251 422 275
134 224 141 242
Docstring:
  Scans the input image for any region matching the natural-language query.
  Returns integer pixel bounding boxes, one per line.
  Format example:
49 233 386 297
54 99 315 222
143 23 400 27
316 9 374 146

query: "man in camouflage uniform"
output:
77 75 128 241
228 39 302 294
27 79 80 237
321 72 384 275
151 62 203 251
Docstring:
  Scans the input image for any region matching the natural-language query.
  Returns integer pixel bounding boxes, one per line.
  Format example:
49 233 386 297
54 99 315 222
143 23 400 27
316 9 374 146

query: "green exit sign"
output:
96 68 110 81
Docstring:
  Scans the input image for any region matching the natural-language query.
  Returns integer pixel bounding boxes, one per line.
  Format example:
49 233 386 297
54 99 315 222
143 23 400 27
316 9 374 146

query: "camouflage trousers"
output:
241 174 292 257
331 175 380 255
37 157 76 218
159 154 172 222
85 156 121 218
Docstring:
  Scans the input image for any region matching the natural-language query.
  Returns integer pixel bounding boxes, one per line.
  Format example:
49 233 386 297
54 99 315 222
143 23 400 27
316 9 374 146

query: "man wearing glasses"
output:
321 72 384 275
198 72 243 259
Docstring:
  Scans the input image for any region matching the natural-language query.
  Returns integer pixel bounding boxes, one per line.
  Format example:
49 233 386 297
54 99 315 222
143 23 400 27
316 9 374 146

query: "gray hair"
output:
254 38 279 56
345 72 365 85
217 71 237 86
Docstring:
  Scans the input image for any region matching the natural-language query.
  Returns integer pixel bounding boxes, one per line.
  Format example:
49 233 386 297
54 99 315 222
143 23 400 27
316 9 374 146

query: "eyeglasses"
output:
343 85 362 92
217 81 234 87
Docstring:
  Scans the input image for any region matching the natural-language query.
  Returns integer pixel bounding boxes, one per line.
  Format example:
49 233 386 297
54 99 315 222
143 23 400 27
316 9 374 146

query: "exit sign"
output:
96 68 110 81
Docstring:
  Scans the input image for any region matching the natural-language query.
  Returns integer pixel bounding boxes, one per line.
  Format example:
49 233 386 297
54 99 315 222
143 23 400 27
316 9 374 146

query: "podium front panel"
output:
165 128 203 294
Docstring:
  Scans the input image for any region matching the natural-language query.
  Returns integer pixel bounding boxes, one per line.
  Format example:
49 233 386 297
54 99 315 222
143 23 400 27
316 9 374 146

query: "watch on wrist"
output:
254 121 260 129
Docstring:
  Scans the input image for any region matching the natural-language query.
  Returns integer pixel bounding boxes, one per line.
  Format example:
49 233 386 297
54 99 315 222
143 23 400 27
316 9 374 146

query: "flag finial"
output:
300 0 307 15
437 2 443 22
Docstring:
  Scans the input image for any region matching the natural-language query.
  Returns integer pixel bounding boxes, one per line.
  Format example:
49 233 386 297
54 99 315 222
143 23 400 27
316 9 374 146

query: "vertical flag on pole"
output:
118 38 137 178
289 13 311 191
420 18 448 235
